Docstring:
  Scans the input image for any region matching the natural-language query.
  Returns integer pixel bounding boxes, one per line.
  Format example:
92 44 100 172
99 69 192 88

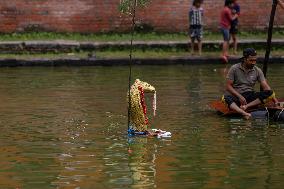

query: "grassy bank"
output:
0 52 89 59
0 31 284 59
1 49 284 60
1 31 284 42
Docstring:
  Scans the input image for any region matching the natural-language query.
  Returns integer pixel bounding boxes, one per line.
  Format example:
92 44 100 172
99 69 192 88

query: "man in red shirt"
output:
278 0 284 9
220 0 238 63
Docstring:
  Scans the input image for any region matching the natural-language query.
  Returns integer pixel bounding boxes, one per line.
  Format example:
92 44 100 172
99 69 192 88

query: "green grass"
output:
0 32 187 41
96 49 284 59
0 49 283 59
0 52 89 59
0 31 284 42
0 31 283 59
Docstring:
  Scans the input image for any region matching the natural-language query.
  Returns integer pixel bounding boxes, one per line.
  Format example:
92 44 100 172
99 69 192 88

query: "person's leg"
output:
197 39 202 55
230 102 252 119
221 40 229 63
221 28 230 62
188 27 194 54
191 38 195 55
222 41 229 57
232 33 237 54
240 90 273 110
224 29 230 57
190 28 197 55
224 95 251 119
197 27 203 56
230 25 237 54
240 99 261 111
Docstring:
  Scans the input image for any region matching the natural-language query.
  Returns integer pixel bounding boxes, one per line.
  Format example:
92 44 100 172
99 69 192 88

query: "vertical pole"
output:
263 0 278 78
128 0 137 131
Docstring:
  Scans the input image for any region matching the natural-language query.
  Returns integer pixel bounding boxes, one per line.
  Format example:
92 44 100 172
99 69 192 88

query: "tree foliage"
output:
119 0 150 15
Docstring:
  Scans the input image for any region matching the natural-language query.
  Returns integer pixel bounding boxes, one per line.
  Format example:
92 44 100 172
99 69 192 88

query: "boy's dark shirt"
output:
231 3 240 26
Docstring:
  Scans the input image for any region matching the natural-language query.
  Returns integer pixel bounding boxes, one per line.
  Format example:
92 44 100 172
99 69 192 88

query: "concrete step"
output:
1 39 284 53
1 56 283 67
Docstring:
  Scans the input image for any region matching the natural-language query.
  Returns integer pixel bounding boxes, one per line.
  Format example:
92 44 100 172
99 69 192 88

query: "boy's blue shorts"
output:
189 25 203 41
221 28 230 42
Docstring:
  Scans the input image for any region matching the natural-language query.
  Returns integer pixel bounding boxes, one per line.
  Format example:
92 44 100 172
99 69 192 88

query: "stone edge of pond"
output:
1 39 284 53
0 56 284 67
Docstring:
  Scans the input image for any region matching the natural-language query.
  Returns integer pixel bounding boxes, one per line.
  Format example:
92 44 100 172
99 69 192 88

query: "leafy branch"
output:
119 0 150 15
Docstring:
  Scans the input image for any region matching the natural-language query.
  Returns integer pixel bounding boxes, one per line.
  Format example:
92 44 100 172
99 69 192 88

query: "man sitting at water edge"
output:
223 48 277 119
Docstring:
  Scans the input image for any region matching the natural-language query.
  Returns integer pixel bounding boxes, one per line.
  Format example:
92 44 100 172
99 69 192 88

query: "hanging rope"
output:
128 0 137 130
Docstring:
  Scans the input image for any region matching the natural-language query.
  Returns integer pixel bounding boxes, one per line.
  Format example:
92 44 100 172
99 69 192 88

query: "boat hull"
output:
209 98 284 121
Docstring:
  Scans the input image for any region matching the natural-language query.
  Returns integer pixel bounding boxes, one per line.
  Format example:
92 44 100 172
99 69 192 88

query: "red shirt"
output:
220 7 233 29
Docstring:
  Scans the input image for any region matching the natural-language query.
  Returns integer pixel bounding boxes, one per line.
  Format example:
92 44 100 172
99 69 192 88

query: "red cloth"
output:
220 7 233 29
138 86 148 125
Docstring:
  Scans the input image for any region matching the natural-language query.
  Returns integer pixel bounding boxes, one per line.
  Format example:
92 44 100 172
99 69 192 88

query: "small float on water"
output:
210 98 284 121
128 128 172 138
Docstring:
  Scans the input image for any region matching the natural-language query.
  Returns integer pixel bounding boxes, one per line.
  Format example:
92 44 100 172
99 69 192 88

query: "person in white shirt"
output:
188 0 204 55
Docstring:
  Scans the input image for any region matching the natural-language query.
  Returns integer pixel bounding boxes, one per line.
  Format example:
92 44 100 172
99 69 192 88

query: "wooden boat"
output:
209 98 284 121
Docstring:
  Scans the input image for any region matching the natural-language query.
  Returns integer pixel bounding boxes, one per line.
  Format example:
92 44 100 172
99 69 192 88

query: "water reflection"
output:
0 65 283 188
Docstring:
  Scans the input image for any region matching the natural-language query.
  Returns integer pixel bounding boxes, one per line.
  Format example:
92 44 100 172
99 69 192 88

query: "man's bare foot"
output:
221 55 228 63
243 113 252 120
240 105 248 111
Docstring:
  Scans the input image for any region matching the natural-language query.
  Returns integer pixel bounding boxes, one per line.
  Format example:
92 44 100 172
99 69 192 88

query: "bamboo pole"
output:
128 0 137 131
263 0 278 78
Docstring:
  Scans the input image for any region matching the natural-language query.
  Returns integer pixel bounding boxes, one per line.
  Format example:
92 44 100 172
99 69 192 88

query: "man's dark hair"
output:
243 48 257 58
241 48 257 62
224 0 233 6
193 0 203 6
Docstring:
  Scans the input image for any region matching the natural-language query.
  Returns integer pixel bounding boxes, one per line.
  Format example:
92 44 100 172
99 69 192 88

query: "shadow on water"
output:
0 64 283 188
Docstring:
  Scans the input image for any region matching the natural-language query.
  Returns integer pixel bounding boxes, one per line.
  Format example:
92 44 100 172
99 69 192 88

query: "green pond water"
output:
0 64 284 189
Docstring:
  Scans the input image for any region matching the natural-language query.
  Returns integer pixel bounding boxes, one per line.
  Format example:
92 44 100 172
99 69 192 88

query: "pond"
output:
0 64 284 189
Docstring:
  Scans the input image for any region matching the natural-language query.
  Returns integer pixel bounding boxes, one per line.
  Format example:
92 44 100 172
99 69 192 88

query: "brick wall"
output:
0 0 283 33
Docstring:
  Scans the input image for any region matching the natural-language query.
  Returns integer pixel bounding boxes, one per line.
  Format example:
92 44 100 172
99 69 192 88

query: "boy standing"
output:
230 0 240 54
189 0 204 55
220 0 238 63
